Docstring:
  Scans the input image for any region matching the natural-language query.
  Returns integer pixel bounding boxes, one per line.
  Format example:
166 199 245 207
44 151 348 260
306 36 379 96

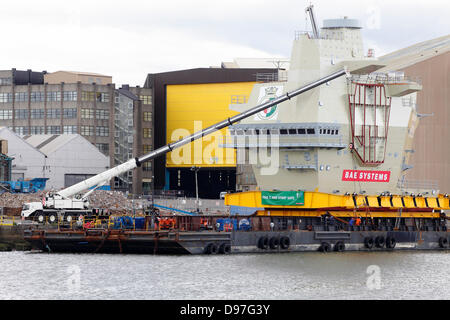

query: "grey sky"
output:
0 0 448 86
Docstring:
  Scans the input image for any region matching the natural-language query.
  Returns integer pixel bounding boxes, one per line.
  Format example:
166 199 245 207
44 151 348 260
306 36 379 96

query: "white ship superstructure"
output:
224 12 425 196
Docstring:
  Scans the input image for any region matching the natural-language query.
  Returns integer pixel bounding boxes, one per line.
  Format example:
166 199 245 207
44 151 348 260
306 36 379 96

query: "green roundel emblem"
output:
257 86 281 120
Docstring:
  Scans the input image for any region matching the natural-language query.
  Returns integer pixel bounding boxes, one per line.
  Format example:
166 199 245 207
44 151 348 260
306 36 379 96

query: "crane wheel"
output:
36 212 45 223
49 214 57 224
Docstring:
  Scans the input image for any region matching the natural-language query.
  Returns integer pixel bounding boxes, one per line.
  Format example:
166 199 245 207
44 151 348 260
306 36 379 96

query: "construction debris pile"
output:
0 190 150 214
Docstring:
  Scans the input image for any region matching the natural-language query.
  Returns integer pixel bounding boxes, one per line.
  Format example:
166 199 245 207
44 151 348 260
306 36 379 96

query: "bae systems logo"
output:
342 170 391 182
255 86 283 120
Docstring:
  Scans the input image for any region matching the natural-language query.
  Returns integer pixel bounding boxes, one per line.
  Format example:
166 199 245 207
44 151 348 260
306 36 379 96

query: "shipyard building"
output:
144 67 279 199
0 69 154 194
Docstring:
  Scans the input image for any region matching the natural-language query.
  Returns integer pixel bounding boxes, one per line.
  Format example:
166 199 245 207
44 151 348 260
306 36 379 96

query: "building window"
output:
140 95 152 104
0 110 12 120
47 91 61 102
96 126 109 137
0 78 12 86
96 109 109 120
47 108 61 119
63 125 77 134
143 144 152 153
96 143 109 155
30 109 45 119
96 92 109 103
14 126 28 135
15 92 28 102
47 126 61 134
30 92 45 102
143 112 152 122
15 109 28 119
63 91 77 101
81 108 95 119
81 91 95 102
30 126 45 134
142 162 151 172
63 108 77 118
143 128 152 138
81 126 94 136
0 93 13 103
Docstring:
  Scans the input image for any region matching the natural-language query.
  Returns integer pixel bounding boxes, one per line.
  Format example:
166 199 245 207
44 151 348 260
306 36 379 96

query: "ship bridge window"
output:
327 129 331 134
270 129 279 135
298 129 306 134
255 129 260 135
280 129 288 135
245 129 253 135
307 128 315 134
229 129 235 135
236 130 244 135
288 129 297 135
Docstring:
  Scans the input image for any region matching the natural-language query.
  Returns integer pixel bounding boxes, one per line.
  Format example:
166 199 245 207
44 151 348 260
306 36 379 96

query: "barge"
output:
22 5 450 255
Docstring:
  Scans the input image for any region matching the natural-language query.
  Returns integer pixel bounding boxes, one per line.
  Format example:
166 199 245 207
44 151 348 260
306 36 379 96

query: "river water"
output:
0 251 449 300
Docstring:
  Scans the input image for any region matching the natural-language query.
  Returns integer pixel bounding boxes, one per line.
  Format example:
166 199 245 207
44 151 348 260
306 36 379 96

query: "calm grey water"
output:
0 251 449 300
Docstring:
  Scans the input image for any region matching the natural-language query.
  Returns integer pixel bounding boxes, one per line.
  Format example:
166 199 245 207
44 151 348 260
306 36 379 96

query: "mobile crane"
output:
20 68 348 223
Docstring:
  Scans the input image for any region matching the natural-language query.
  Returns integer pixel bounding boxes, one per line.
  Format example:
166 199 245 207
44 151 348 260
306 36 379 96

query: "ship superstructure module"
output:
23 6 450 254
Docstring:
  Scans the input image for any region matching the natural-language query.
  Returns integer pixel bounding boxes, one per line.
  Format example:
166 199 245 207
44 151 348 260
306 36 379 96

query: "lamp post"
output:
190 166 200 212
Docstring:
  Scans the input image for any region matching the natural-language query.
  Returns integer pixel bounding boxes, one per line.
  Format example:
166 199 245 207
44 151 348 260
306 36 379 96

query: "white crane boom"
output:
58 68 348 199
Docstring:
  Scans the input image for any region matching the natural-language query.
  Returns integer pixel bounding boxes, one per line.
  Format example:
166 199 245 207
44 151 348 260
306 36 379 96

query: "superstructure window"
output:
289 129 297 135
280 129 288 135
307 128 315 134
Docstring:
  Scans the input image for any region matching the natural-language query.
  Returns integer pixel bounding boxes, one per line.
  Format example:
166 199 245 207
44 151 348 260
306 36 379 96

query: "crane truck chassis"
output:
20 68 349 222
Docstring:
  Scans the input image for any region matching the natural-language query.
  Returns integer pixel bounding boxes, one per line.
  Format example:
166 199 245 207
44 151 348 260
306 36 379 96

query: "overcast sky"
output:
0 0 448 86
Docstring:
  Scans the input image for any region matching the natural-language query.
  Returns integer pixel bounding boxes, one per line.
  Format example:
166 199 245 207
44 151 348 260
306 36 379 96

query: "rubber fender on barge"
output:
375 236 385 248
258 236 269 250
438 237 448 248
385 237 396 249
364 237 374 249
318 242 331 252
